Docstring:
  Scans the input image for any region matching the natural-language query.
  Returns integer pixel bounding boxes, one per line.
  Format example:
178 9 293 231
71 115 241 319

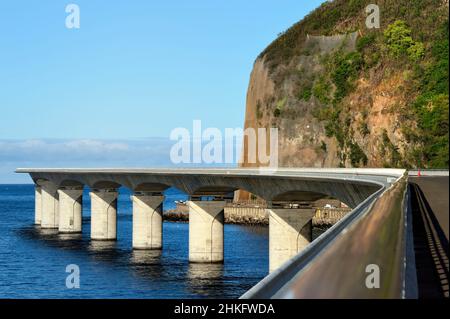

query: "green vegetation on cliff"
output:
409 21 449 167
258 0 448 168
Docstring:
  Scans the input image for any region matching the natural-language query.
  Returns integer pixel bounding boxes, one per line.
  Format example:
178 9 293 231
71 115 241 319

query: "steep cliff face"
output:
241 0 449 170
241 58 275 167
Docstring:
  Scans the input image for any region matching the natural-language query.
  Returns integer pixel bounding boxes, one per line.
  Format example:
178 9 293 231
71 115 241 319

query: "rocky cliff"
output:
241 0 449 171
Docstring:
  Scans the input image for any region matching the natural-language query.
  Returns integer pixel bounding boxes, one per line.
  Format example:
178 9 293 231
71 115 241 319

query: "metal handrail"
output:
242 173 411 299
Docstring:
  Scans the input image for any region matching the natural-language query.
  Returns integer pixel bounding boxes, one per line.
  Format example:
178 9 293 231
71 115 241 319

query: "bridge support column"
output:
40 181 59 229
34 185 42 225
58 188 83 233
188 200 226 263
268 208 315 273
131 194 164 249
90 189 118 240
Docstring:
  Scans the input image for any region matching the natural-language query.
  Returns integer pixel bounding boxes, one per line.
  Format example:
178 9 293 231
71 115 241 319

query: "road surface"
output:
410 176 449 298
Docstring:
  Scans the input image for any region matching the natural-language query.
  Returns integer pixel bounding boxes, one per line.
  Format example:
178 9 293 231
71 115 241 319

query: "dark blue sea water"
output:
0 185 268 299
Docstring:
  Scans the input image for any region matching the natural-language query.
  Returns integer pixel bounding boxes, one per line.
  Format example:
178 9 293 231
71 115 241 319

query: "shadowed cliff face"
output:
240 0 449 172
242 33 359 169
240 58 275 168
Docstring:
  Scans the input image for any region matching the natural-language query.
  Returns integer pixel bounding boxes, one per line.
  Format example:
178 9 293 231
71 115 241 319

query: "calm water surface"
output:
0 185 268 298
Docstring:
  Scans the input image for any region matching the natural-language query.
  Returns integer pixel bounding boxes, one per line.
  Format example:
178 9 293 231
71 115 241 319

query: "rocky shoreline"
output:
163 211 269 225
163 210 332 241
163 209 343 227
163 211 189 223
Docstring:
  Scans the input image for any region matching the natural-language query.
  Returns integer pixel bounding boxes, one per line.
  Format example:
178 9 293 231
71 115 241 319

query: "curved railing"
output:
241 172 415 299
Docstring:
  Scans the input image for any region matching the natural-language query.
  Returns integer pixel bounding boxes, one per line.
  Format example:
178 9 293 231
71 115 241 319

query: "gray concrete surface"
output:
58 188 83 233
40 180 59 229
16 168 403 208
132 195 164 249
188 200 226 263
90 189 118 240
268 208 315 272
34 185 42 225
410 176 449 240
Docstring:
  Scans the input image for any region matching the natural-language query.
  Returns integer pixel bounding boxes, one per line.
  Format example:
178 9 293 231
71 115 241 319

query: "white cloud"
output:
0 138 175 182
0 138 169 163
0 137 241 183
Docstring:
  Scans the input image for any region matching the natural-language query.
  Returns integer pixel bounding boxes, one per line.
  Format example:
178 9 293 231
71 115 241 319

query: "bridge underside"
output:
26 169 388 208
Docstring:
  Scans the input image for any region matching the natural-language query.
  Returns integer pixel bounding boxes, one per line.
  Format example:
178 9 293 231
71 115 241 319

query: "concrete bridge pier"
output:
34 185 42 225
131 193 164 249
58 188 83 233
90 189 118 240
188 200 226 263
268 208 316 272
40 181 59 229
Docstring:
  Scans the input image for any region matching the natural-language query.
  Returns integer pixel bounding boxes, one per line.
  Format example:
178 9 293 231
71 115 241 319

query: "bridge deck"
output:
409 176 449 298
16 168 403 209
410 176 449 240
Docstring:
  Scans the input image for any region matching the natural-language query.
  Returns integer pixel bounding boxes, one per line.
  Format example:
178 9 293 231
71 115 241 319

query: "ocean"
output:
0 185 268 298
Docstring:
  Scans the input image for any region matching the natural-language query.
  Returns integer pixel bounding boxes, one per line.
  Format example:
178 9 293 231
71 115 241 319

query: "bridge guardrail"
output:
241 172 413 299
409 169 449 176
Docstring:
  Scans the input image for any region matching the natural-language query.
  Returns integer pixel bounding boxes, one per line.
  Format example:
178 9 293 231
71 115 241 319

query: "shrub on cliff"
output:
383 20 424 61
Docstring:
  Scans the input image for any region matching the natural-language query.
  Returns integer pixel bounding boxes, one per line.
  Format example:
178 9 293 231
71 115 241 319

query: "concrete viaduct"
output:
16 168 404 273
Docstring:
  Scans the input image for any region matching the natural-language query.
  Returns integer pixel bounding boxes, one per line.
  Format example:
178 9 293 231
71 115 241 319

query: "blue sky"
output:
0 0 325 183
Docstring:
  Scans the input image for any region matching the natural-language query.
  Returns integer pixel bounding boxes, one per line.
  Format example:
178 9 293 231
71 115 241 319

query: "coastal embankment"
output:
164 201 351 227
